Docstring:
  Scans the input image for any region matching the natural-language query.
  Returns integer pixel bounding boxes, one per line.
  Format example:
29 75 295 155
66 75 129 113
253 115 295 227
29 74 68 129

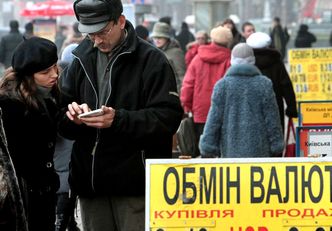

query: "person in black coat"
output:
270 17 289 60
247 32 298 132
295 24 317 48
58 0 183 230
0 37 60 231
135 24 152 43
0 20 23 68
176 22 195 53
23 22 34 39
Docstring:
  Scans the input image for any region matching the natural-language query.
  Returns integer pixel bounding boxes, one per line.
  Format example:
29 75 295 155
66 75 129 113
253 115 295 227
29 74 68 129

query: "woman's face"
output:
153 37 168 48
33 63 58 88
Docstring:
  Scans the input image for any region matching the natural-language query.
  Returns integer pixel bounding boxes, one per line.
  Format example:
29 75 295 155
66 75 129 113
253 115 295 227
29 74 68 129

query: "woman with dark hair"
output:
0 37 60 231
221 18 243 49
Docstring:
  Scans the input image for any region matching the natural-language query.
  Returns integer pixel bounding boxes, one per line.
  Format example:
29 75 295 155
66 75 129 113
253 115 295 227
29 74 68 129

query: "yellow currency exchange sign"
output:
146 158 332 231
298 101 332 125
288 48 332 101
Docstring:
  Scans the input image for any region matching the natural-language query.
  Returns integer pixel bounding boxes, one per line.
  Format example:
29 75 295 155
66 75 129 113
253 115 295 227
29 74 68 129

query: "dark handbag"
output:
283 119 296 157
176 116 199 157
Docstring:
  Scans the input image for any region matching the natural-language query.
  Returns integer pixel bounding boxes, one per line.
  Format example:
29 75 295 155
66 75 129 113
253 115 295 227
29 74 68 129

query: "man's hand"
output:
66 103 115 128
79 105 116 128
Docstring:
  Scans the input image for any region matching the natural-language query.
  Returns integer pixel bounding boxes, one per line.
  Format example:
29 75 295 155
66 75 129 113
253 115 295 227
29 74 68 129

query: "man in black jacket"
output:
294 24 317 48
0 20 23 68
58 0 183 230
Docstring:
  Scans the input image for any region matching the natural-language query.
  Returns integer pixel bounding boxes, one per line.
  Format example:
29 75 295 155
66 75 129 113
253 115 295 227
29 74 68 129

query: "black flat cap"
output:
74 0 123 34
12 37 58 76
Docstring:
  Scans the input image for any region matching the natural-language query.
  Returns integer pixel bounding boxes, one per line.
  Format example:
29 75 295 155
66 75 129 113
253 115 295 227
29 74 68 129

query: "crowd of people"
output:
1 0 327 229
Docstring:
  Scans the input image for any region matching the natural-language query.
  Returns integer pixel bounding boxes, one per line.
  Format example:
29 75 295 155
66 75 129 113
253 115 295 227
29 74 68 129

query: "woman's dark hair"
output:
221 18 239 36
0 68 59 109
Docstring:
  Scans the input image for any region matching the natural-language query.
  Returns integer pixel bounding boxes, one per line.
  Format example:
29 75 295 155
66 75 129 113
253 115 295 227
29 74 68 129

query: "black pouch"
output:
176 116 199 157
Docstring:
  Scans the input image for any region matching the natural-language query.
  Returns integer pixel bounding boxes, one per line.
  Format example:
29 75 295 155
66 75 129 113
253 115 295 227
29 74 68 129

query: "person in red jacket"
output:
185 30 209 67
180 26 232 157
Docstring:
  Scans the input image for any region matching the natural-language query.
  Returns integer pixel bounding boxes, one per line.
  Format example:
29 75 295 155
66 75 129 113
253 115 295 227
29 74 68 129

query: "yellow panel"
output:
147 159 332 231
300 102 332 125
151 219 215 228
288 48 332 101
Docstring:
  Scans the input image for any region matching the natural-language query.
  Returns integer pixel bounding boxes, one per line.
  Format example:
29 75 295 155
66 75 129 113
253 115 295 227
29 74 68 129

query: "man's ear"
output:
119 15 126 29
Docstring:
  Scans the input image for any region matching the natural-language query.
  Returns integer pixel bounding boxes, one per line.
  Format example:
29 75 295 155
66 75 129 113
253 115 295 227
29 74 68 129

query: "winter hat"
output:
74 0 123 34
12 37 58 76
246 32 271 49
231 43 255 65
210 26 233 46
61 43 79 63
151 22 171 39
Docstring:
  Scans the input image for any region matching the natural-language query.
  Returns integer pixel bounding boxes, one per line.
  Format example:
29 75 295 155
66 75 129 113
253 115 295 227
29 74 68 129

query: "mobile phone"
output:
78 109 104 118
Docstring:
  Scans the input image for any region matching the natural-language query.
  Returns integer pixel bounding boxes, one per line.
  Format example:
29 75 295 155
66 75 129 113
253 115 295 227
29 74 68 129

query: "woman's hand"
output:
66 102 89 125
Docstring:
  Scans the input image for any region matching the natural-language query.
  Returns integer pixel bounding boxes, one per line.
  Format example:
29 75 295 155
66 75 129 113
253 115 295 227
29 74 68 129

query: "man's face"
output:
87 15 126 53
195 32 208 45
243 25 255 39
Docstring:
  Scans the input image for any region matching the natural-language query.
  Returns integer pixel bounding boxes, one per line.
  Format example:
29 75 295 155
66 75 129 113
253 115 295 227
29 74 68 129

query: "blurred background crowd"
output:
0 0 331 44
0 0 332 75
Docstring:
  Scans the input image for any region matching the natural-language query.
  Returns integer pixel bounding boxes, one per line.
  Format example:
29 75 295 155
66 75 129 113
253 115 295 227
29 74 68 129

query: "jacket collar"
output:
72 20 138 64
70 20 139 83
225 64 262 77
